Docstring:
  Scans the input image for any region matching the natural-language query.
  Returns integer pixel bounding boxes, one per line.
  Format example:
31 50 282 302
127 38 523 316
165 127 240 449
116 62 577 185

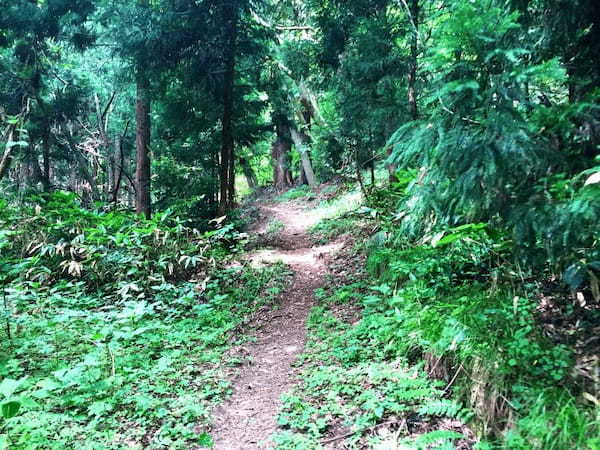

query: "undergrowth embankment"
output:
274 182 599 449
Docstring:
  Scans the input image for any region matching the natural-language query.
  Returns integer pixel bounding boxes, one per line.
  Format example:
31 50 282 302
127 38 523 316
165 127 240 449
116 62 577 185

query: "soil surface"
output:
211 199 343 449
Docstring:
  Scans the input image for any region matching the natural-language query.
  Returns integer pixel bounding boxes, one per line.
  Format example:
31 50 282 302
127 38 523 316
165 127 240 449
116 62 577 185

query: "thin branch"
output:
101 91 117 129
442 364 464 395
397 0 421 46
319 420 405 445
275 25 315 31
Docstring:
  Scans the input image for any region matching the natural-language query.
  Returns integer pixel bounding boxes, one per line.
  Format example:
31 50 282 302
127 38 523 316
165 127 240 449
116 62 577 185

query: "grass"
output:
267 219 285 235
312 187 363 221
305 186 365 243
309 216 358 243
276 186 314 201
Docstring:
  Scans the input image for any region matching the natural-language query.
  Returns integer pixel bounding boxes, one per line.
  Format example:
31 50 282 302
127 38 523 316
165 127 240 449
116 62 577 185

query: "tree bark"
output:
272 122 293 189
239 157 258 189
407 0 419 121
290 127 317 189
387 146 397 183
0 126 16 181
292 89 318 189
41 126 51 192
135 73 151 219
30 147 44 187
356 148 368 199
219 0 239 214
112 136 123 205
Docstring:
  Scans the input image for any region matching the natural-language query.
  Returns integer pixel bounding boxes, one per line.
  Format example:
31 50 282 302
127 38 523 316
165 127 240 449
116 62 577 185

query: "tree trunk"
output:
292 89 318 189
112 136 123 205
41 128 51 192
271 122 293 189
387 146 397 183
239 157 258 189
356 148 368 199
219 0 239 214
407 0 419 121
370 160 375 186
290 127 317 189
27 144 46 189
210 148 218 213
135 73 151 219
0 126 16 181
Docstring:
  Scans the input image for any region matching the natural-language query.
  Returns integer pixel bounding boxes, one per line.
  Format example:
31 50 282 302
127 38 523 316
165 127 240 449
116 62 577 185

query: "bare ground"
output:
210 199 343 449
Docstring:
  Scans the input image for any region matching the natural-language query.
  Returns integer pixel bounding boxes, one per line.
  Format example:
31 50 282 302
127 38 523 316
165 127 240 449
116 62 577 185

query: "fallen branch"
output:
319 419 404 445
442 363 464 395
276 25 314 31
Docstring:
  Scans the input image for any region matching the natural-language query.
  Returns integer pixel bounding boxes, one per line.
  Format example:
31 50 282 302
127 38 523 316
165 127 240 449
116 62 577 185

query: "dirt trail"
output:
211 200 342 449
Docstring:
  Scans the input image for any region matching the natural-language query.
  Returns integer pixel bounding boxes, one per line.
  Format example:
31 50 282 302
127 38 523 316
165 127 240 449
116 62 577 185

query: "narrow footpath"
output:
211 200 343 449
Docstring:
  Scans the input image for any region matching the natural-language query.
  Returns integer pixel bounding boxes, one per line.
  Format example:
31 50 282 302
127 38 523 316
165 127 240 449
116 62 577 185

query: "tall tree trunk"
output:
370 160 375 186
112 136 123 205
356 147 368 200
219 0 239 214
0 126 17 181
271 122 293 189
41 127 51 192
292 90 318 189
210 148 218 213
135 73 151 219
290 127 317 189
239 157 258 189
387 146 397 183
389 0 419 184
28 145 46 188
407 0 419 121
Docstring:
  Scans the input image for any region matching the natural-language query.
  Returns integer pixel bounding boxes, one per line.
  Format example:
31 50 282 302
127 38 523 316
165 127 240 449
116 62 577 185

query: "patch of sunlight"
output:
313 187 364 222
247 241 344 268
235 174 252 200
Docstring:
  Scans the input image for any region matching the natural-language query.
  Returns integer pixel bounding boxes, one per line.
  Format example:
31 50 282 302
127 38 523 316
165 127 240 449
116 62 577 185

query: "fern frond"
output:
418 399 462 418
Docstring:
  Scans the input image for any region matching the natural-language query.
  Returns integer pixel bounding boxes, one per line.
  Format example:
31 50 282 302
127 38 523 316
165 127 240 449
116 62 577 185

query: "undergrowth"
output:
276 186 315 202
0 193 289 449
278 180 600 449
272 292 473 449
362 183 600 448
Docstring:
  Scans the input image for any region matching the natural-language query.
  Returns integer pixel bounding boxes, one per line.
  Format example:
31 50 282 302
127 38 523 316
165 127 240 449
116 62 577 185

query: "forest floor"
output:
208 187 480 449
211 194 347 449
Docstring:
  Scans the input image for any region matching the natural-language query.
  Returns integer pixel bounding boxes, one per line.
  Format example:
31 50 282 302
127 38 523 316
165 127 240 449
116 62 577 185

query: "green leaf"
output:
1 401 20 419
198 432 213 447
564 263 587 290
0 378 24 398
6 141 28 148
88 401 112 417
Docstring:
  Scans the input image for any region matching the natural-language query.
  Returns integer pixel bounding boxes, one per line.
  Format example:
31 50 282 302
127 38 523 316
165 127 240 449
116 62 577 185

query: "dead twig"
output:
442 364 464 395
319 419 405 445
